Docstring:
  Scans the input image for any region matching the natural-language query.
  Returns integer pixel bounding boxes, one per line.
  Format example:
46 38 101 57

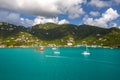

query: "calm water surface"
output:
0 47 120 80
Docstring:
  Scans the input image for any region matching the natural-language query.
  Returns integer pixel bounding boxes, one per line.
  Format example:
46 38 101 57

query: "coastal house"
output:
67 42 73 46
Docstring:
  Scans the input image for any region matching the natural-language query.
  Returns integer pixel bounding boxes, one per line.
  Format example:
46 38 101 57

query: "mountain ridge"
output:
0 22 120 48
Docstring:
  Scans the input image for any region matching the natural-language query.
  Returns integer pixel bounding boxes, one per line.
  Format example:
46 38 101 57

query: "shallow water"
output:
0 47 120 80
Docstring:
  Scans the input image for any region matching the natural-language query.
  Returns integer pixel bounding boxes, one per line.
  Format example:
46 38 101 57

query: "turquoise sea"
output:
0 47 120 80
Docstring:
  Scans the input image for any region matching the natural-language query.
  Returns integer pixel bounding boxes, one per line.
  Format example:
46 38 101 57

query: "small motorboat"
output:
40 47 44 51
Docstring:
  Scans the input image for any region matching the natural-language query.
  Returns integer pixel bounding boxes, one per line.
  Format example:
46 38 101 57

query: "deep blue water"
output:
0 47 120 80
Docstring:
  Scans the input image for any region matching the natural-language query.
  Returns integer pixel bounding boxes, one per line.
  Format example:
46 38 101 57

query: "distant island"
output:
0 22 120 48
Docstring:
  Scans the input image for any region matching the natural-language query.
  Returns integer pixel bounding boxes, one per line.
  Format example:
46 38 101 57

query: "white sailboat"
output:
52 47 57 50
54 51 60 55
82 46 90 55
53 47 60 55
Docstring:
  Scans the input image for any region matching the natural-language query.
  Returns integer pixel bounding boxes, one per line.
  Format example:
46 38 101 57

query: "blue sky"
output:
0 0 120 28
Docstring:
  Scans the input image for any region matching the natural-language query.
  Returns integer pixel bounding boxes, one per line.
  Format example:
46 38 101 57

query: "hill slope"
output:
0 22 120 47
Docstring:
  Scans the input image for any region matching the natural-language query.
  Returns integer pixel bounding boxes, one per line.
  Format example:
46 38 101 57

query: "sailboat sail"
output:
82 46 90 55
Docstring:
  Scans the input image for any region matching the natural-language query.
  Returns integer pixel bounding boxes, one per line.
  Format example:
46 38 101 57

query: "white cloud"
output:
89 0 120 8
0 0 85 18
21 18 34 27
58 19 69 24
89 0 111 8
114 0 120 3
90 11 100 17
0 10 70 26
84 8 120 28
33 16 69 25
0 10 35 27
0 10 22 25
109 22 118 27
67 5 84 19
33 16 58 25
101 8 119 21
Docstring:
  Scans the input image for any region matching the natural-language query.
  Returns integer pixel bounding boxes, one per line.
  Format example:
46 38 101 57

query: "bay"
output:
0 47 120 80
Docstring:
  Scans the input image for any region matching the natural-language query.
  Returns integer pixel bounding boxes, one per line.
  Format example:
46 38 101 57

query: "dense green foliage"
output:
0 22 120 47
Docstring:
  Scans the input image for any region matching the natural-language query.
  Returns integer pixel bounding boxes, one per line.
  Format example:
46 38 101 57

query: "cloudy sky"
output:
0 0 120 28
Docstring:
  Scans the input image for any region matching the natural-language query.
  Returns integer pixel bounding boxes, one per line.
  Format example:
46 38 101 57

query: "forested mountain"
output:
0 22 120 47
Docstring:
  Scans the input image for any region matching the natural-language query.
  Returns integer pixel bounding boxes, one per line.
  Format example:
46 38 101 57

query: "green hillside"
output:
0 22 120 48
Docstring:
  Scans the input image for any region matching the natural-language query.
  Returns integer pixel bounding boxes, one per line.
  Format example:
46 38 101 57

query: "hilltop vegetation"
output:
0 22 120 48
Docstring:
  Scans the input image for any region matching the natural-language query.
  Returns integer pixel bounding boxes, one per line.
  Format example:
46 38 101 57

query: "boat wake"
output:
45 55 120 66
45 55 71 59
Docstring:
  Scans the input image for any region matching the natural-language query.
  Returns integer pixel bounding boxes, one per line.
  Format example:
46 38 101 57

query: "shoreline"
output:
0 45 119 49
